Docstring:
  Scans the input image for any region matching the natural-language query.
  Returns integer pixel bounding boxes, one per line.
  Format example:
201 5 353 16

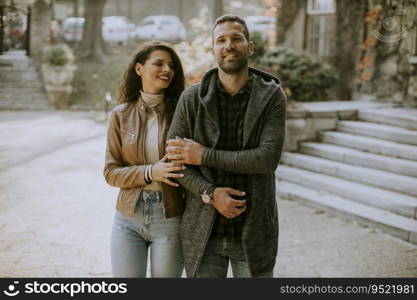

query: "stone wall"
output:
284 109 340 152
407 59 417 106
366 1 417 107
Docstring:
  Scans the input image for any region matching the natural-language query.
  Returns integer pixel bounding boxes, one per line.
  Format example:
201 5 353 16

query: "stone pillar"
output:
30 0 51 70
406 62 417 107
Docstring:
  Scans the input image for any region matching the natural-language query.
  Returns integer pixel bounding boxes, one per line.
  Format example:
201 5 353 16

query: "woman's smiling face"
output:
135 49 174 94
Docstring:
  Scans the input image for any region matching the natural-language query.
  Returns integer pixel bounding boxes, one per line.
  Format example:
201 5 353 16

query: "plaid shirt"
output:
210 75 253 241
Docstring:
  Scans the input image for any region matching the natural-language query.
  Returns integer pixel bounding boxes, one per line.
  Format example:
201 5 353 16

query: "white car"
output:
59 17 84 42
59 16 135 45
245 16 276 40
102 16 136 45
135 15 187 42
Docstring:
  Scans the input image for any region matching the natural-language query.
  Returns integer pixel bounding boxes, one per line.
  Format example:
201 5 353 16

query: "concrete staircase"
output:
277 107 417 245
0 54 49 110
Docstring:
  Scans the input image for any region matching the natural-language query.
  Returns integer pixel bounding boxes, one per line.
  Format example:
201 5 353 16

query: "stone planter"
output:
41 64 76 109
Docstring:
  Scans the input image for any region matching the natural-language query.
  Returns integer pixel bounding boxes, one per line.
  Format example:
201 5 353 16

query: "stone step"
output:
0 87 46 94
276 165 417 218
0 94 48 100
276 180 417 245
0 102 49 110
299 142 417 178
0 72 41 81
281 152 417 197
0 67 37 73
0 98 49 104
320 131 417 161
0 82 44 88
359 108 417 130
0 98 48 106
0 66 37 71
337 121 417 146
0 56 31 69
0 65 32 70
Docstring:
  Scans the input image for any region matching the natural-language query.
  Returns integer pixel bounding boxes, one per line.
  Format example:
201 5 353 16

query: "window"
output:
306 0 336 58
307 0 335 14
408 27 417 64
411 27 417 55
141 20 155 26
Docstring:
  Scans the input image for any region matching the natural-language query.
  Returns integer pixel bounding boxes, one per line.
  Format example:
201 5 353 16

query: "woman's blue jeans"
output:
111 191 183 277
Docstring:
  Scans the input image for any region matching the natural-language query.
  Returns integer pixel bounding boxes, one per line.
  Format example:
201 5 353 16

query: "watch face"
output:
202 194 211 204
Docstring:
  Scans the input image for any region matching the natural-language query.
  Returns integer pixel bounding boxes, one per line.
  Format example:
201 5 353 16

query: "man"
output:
166 15 286 278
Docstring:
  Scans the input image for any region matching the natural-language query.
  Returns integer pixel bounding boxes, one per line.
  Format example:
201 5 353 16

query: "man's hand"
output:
166 137 205 165
212 187 246 219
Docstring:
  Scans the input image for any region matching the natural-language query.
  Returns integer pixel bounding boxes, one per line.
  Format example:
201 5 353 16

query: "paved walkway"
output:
0 110 416 277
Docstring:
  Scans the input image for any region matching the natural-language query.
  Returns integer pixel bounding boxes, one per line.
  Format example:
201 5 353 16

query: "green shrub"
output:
249 31 268 66
259 47 337 102
42 43 74 66
70 45 132 109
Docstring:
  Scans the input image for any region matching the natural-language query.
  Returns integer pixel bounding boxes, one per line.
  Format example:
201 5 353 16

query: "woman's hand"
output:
151 155 185 187
166 137 205 165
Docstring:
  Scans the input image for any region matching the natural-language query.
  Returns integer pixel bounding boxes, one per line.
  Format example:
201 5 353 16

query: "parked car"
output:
245 16 276 40
59 17 84 43
59 16 135 45
134 15 187 42
102 16 136 45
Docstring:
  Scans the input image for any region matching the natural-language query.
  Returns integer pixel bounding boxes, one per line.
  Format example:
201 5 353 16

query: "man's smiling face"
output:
212 21 254 74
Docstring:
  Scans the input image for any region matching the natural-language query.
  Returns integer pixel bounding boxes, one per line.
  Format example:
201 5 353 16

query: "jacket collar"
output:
136 95 166 115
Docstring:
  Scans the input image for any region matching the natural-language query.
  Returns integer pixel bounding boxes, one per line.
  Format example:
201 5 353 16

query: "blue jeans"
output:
196 235 273 278
111 191 183 278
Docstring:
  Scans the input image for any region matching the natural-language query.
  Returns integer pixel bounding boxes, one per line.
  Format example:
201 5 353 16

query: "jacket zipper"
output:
132 108 148 213
157 113 167 218
120 128 136 142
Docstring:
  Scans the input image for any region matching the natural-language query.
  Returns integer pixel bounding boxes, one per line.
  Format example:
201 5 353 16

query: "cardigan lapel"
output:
199 69 220 146
242 69 278 147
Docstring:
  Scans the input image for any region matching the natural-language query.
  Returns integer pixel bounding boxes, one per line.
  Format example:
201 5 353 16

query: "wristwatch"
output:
201 186 214 205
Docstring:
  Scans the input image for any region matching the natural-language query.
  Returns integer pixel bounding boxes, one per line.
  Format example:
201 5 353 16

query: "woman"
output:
104 41 186 277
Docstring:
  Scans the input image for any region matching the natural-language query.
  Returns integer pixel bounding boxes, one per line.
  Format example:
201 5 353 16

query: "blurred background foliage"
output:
5 0 414 108
259 47 337 102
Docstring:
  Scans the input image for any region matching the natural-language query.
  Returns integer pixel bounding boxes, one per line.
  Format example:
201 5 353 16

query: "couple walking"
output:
103 14 287 278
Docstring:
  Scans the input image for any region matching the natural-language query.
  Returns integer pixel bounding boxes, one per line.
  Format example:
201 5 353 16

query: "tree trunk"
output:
76 0 107 63
333 0 366 100
127 0 133 21
115 0 121 15
368 0 416 104
177 0 183 21
276 0 304 45
210 0 223 24
73 0 79 18
30 0 51 69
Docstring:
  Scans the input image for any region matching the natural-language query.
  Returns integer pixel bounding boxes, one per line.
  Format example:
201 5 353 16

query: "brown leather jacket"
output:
103 98 185 218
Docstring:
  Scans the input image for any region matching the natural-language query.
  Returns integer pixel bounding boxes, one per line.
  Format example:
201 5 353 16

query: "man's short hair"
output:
211 14 250 41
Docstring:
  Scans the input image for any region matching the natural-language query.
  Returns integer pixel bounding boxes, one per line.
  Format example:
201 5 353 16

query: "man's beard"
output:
218 52 248 74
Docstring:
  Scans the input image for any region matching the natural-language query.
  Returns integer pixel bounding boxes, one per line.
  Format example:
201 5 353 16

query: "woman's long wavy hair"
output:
118 41 185 119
